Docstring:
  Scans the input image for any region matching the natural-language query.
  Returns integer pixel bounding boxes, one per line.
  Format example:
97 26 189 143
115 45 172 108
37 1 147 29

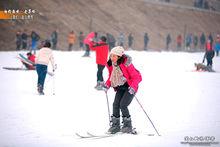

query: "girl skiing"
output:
35 41 56 95
103 46 142 134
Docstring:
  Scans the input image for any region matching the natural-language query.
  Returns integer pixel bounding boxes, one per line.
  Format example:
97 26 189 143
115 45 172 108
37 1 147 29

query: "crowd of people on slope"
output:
165 32 220 54
16 29 220 57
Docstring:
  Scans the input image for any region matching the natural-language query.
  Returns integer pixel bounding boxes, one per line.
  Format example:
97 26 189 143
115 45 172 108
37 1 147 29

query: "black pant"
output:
113 83 134 118
16 42 21 50
206 50 215 66
97 64 105 82
84 44 90 56
52 41 57 50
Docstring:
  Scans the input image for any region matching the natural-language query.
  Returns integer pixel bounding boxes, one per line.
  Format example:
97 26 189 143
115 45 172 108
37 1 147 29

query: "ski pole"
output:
52 64 57 95
105 91 111 126
52 71 55 95
134 96 161 136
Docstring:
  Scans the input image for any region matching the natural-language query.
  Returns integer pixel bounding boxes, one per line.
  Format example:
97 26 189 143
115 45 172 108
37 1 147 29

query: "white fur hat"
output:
110 46 124 57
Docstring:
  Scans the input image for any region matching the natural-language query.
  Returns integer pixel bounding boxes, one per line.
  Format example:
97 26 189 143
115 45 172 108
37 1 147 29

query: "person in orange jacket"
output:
68 31 76 51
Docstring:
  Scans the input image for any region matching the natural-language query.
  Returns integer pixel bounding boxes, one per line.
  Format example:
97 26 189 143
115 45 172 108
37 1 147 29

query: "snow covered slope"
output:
0 51 219 147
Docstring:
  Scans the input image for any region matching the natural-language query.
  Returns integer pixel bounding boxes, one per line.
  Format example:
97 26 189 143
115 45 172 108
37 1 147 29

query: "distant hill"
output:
0 0 220 51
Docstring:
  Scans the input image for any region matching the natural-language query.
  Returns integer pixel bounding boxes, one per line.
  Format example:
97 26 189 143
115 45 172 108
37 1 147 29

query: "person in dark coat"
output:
166 34 171 50
51 30 58 50
200 33 206 50
78 31 85 50
144 33 149 51
16 30 22 50
106 33 116 51
128 33 134 49
21 30 28 50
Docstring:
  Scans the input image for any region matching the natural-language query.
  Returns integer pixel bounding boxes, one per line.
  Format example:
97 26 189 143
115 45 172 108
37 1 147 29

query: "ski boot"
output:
82 51 90 57
94 81 105 90
121 117 133 133
108 116 120 134
37 84 44 95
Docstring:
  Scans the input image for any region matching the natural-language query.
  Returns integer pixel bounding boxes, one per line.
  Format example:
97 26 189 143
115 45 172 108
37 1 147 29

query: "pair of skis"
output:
76 132 115 139
75 129 154 139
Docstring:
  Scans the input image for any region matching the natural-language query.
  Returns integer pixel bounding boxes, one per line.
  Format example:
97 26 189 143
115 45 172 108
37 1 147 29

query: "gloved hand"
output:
102 84 109 92
128 87 135 95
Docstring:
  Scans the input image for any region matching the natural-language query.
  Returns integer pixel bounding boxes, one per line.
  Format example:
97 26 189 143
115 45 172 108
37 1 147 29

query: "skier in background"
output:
16 30 22 50
78 31 85 50
203 39 215 69
83 32 98 57
90 36 109 90
106 33 116 51
128 33 134 50
166 34 171 50
176 34 182 51
200 32 206 50
51 30 58 50
144 33 149 51
102 46 142 134
68 31 76 51
117 33 125 47
21 29 28 50
31 30 40 54
215 34 220 56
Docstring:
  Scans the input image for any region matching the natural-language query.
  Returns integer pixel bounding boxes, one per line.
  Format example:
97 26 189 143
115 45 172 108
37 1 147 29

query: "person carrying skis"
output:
35 41 56 95
90 36 109 90
102 46 142 134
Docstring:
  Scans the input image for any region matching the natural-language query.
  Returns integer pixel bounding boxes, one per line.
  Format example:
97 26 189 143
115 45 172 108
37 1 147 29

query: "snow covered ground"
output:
0 51 220 147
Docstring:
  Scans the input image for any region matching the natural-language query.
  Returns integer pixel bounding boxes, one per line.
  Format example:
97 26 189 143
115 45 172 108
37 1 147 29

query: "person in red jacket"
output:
90 36 109 90
102 46 142 134
27 52 36 70
203 39 215 68
21 52 36 70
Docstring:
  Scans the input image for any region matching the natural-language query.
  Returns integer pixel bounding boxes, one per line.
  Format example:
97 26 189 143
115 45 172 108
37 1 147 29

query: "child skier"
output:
90 36 109 90
103 46 142 134
35 41 56 95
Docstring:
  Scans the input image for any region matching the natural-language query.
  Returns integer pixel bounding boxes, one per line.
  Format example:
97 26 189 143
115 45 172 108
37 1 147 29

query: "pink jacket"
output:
83 32 96 47
105 55 142 92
